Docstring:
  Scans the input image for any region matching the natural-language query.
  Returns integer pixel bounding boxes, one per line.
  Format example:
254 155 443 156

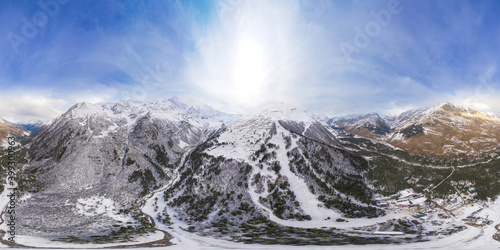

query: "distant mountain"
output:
327 103 500 158
388 102 500 158
0 117 29 146
168 96 242 129
16 120 48 137
327 113 391 139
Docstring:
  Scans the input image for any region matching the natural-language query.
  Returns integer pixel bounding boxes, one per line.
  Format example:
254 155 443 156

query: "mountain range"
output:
1 98 499 246
5 99 380 241
327 102 500 158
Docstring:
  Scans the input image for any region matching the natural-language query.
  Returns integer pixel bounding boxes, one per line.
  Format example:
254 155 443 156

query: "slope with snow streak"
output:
248 126 401 229
263 125 340 221
228 121 342 222
207 108 326 215
207 105 335 162
206 107 385 228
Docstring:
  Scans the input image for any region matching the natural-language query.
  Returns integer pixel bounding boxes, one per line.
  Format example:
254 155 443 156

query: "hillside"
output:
14 99 213 240
328 103 500 158
0 118 29 147
388 103 500 157
4 101 389 245
2 99 500 247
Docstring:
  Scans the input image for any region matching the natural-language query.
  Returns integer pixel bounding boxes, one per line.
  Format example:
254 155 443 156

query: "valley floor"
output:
157 197 500 250
1 196 499 249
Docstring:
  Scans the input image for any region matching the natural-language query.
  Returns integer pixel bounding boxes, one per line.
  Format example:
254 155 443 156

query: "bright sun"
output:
233 39 267 105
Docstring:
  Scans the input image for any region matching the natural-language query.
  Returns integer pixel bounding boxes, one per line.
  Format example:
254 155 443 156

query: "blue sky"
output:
1 0 499 122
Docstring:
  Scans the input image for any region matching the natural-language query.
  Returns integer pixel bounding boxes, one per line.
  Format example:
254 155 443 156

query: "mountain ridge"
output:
328 102 500 157
2 98 499 246
9 98 383 242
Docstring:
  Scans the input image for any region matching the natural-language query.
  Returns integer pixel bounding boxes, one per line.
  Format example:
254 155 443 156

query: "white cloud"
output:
0 93 67 122
463 99 491 111
184 0 321 113
66 83 119 104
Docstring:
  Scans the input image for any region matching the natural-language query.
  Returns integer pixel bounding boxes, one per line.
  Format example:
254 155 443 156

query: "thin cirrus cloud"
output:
0 0 499 122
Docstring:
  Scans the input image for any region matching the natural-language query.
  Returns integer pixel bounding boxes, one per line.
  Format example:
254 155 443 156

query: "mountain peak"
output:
256 103 317 123
428 102 500 121
434 102 474 113
437 102 457 109
168 96 188 110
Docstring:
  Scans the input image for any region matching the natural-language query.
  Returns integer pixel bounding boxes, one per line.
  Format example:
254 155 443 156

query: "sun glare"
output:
233 39 267 106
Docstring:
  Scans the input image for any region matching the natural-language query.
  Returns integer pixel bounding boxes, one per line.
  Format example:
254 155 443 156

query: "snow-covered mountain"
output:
162 104 382 239
327 113 391 139
168 96 242 128
388 102 500 157
11 99 383 243
327 103 500 157
0 117 29 147
6 99 500 247
16 120 47 132
17 98 214 239
16 120 48 138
